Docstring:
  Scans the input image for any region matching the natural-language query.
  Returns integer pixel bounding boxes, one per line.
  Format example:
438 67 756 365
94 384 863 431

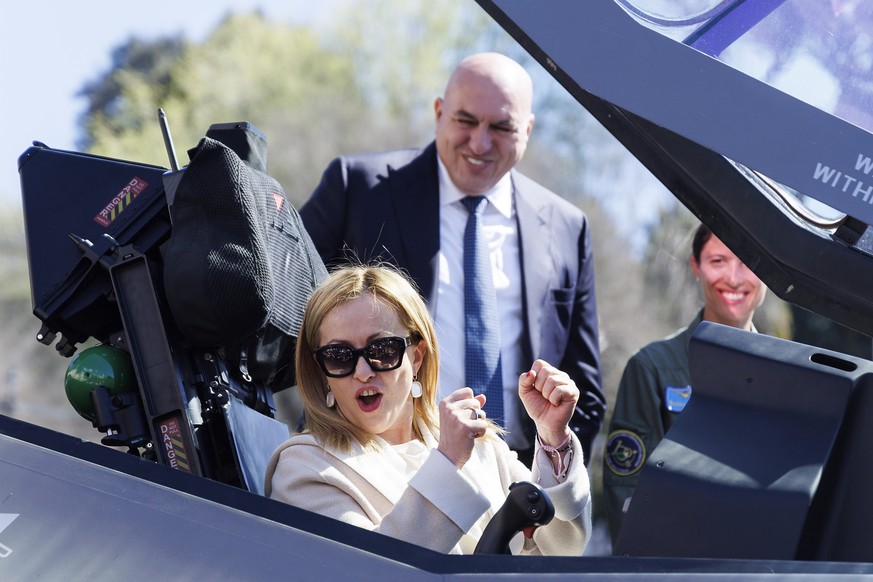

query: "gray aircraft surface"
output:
5 0 873 578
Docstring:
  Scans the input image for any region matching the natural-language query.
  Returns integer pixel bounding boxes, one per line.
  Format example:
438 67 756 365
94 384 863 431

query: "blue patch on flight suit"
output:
605 430 645 476
665 385 692 412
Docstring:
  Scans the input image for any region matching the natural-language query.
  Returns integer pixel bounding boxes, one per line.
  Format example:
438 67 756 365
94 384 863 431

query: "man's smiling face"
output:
433 53 534 196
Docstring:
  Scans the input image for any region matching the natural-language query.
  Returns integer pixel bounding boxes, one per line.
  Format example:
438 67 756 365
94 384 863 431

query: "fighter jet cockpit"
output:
477 0 873 563
5 0 873 578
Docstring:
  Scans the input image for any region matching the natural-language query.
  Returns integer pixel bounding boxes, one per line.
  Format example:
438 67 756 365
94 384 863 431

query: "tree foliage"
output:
81 13 369 207
329 0 489 131
78 36 186 152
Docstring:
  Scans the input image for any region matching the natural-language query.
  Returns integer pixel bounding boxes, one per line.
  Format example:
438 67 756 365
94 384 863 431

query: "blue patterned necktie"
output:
461 196 504 425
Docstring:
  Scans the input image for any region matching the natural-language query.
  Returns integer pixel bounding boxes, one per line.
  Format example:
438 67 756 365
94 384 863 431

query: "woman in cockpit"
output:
265 264 591 555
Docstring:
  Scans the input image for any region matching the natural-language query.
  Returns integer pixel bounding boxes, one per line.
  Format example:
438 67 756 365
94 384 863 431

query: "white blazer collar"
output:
323 421 505 508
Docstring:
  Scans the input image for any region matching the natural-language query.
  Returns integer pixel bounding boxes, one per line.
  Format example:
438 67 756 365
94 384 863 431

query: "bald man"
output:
300 52 604 465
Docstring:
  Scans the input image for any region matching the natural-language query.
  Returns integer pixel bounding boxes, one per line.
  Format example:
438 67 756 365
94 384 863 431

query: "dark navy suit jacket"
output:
299 143 605 462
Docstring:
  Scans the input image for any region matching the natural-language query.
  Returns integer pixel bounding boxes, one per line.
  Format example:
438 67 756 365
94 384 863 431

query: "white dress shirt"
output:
433 159 527 450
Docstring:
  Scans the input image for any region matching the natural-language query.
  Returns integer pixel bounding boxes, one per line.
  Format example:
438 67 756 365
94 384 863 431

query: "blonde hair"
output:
295 264 440 452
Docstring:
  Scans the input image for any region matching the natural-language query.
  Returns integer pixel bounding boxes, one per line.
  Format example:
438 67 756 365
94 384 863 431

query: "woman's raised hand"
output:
518 359 579 446
437 388 488 468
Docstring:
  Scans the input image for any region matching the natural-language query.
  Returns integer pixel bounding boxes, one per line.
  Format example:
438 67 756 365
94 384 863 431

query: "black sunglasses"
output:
314 336 413 378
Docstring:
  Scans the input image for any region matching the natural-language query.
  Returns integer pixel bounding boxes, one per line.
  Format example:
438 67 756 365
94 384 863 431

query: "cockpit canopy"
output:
479 0 873 337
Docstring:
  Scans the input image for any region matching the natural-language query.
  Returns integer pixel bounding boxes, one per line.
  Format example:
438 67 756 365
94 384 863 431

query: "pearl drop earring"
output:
410 379 423 398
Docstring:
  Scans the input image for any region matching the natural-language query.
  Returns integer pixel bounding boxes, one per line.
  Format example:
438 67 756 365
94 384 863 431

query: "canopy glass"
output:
617 0 873 223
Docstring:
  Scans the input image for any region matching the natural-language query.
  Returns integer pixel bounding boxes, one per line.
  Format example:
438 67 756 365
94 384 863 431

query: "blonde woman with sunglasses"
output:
265 264 591 555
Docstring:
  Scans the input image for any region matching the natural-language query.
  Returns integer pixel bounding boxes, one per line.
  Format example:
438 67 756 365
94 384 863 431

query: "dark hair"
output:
691 224 713 263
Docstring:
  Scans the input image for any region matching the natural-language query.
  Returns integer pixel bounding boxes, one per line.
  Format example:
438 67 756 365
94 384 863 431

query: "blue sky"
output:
1 1 337 207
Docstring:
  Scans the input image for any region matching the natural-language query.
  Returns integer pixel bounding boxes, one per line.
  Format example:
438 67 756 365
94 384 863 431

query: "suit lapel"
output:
514 174 553 361
389 143 441 303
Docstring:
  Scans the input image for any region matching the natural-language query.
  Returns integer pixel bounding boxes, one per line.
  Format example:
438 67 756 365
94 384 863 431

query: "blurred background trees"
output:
4 0 869 554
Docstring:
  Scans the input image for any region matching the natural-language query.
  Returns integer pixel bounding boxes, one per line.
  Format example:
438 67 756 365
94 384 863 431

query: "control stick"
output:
474 481 555 554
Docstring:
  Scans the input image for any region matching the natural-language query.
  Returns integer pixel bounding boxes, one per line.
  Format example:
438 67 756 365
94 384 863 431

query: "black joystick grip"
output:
474 481 555 554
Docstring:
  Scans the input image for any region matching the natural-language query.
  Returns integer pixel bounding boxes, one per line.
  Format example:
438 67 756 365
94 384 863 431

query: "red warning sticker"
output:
158 415 192 473
93 177 149 227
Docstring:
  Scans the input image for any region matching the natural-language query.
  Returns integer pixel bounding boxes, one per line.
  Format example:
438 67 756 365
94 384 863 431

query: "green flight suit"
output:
602 311 701 547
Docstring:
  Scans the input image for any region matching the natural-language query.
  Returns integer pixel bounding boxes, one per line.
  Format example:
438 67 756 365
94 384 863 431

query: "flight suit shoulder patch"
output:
605 430 646 476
